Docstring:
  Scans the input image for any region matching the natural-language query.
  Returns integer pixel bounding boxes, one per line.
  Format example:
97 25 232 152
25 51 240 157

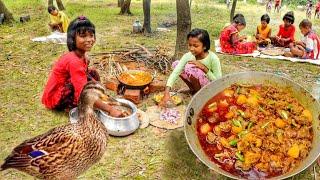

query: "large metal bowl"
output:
69 99 139 137
184 71 320 179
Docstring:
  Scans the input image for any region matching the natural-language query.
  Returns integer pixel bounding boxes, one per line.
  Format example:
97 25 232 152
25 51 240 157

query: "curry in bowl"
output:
118 71 153 86
196 84 313 179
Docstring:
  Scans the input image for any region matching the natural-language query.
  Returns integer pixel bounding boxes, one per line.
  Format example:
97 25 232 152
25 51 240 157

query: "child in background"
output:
42 16 123 117
284 19 320 60
275 0 281 13
256 14 271 47
160 28 222 107
271 11 295 47
315 0 320 18
48 6 70 33
220 13 256 54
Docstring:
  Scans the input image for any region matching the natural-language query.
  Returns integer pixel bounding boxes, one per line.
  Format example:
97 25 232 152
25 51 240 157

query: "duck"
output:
1 81 109 179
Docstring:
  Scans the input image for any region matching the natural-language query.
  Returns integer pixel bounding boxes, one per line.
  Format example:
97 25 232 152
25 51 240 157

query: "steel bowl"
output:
69 99 139 136
99 99 139 136
184 71 320 179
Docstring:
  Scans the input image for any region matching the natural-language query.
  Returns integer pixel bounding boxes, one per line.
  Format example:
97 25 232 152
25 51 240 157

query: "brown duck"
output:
1 81 109 179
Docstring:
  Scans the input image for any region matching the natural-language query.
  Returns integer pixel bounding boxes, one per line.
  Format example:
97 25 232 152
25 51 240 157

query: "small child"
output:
256 14 271 47
42 16 123 117
275 0 281 13
284 19 320 60
271 11 295 47
315 0 320 18
220 13 256 54
160 28 222 107
48 6 70 33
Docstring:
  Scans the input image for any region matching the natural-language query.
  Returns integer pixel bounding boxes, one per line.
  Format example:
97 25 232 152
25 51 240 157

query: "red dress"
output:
273 24 295 47
42 52 98 110
219 25 256 54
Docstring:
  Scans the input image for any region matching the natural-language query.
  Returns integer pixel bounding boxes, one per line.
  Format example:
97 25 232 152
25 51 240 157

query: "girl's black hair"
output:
187 28 210 52
299 19 312 29
261 14 270 24
47 6 56 14
233 13 246 26
67 16 96 51
283 11 295 24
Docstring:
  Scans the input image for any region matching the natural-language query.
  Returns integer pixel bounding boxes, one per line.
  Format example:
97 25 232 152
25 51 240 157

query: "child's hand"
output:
159 91 170 108
188 61 208 73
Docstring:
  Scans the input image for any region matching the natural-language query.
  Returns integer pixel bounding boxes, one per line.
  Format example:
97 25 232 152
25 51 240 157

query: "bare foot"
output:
317 157 320 166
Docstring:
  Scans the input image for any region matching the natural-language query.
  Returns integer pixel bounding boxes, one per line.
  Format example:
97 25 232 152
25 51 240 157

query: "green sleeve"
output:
166 52 194 88
206 52 222 81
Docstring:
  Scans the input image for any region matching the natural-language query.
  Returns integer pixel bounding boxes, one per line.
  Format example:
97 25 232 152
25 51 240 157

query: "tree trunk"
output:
0 0 14 23
120 0 132 15
174 0 191 59
56 0 65 11
118 0 123 7
48 0 65 11
142 0 151 34
230 0 237 23
48 0 53 7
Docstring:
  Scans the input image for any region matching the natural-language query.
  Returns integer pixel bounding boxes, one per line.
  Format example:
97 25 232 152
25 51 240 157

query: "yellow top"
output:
257 24 271 39
50 11 70 33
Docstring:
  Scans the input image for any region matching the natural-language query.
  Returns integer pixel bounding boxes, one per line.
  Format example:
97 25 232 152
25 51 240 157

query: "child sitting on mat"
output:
219 13 256 54
271 11 295 47
284 19 320 60
256 14 272 47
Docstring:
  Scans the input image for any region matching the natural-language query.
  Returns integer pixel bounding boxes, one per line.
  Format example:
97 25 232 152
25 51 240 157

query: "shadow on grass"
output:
163 129 230 180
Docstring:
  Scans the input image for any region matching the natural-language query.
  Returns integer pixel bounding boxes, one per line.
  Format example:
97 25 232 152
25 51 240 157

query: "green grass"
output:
1 0 320 179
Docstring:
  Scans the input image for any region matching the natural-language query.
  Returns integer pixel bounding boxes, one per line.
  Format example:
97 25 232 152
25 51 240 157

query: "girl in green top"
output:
160 28 222 107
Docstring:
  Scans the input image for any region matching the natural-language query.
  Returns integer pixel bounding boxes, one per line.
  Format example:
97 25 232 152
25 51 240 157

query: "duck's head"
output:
78 81 108 110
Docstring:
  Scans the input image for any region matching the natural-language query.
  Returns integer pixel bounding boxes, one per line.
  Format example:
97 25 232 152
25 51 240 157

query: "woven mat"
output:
146 105 186 130
214 40 320 66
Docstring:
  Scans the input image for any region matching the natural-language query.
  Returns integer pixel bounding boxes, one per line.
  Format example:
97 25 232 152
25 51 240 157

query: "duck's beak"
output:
100 94 109 101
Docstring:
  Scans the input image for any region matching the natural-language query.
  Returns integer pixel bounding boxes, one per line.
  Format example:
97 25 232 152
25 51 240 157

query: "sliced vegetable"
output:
302 109 313 122
247 122 254 129
279 110 289 120
232 119 242 127
261 122 270 129
225 111 234 119
287 104 293 110
229 139 238 146
288 144 300 158
200 123 212 135
247 96 259 107
236 94 247 105
223 89 234 97
258 106 266 113
232 126 243 134
275 118 286 128
238 130 248 138
235 151 244 162
237 109 245 117
208 102 217 109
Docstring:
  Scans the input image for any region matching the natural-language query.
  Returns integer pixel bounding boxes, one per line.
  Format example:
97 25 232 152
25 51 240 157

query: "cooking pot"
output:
69 99 139 137
184 71 320 179
117 70 154 89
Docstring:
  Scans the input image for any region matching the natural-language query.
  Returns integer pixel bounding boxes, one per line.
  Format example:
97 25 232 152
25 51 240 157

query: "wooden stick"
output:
135 44 153 57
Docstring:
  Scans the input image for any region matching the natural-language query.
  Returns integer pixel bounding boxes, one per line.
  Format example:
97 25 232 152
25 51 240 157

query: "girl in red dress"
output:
42 16 123 117
219 14 256 54
271 11 295 47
